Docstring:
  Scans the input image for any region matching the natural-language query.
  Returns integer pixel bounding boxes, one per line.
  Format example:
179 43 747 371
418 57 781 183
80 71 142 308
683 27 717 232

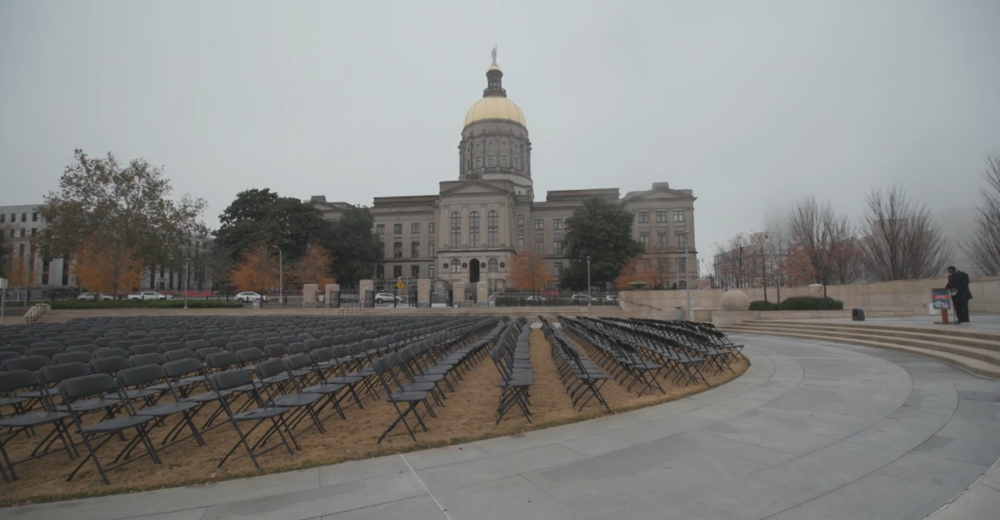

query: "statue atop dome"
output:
491 45 497 67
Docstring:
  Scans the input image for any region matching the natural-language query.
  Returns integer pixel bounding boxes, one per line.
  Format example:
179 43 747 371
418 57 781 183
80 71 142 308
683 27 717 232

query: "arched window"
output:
451 258 461 273
488 258 498 273
450 212 461 248
488 210 498 247
469 211 480 248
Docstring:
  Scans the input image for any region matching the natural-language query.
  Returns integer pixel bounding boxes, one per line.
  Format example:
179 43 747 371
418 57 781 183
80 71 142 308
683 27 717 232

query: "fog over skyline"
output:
2 0 998 258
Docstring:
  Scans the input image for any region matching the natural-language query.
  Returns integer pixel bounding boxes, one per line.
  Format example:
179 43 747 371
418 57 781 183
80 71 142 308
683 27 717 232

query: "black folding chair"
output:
208 370 294 471
0 370 77 482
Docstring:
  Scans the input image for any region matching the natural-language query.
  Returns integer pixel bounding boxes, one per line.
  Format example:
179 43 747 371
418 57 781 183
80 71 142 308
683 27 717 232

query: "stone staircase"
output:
722 320 1000 379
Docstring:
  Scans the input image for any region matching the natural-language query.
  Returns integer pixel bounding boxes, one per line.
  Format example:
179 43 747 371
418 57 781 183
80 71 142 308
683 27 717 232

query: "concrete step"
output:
725 323 1000 366
759 319 1000 342
723 326 1000 379
730 321 1000 353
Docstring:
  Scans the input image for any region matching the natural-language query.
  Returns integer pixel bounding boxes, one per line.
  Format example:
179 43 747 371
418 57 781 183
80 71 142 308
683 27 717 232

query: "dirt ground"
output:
1 328 747 506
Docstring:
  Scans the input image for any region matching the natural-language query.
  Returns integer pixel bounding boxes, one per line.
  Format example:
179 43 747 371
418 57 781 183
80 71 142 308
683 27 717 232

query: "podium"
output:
931 288 953 325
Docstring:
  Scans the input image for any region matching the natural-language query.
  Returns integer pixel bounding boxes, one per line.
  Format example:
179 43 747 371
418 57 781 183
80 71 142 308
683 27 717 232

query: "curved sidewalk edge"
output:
926 457 1000 519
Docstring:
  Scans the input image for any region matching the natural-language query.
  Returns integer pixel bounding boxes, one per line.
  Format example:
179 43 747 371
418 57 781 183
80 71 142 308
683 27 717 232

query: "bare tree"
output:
962 151 1000 277
857 186 952 281
712 232 752 289
787 197 858 296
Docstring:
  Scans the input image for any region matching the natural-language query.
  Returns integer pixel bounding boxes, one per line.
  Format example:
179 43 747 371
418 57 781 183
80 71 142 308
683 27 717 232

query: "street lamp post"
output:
586 256 592 306
183 258 190 309
271 245 283 307
684 231 691 320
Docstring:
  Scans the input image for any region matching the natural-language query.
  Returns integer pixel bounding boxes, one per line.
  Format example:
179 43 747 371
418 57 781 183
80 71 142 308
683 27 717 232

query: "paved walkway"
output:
798 313 1000 333
7 335 1000 520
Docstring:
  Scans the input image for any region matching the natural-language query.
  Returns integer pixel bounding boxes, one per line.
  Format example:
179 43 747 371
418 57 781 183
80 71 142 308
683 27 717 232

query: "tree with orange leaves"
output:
72 233 143 299
615 256 658 290
231 241 284 294
293 244 336 288
508 250 553 295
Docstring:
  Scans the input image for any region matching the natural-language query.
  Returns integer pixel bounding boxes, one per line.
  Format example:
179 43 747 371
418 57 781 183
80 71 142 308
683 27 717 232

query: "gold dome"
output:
464 96 526 127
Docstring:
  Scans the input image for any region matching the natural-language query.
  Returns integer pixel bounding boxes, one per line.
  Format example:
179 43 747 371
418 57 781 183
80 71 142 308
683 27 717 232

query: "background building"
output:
311 55 699 298
0 203 73 289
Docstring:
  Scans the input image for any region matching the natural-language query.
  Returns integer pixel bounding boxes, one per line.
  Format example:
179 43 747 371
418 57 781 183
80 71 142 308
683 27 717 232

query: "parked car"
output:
375 292 399 304
523 295 547 304
570 294 594 304
603 294 619 304
127 291 172 301
77 292 114 301
235 292 269 303
340 293 360 303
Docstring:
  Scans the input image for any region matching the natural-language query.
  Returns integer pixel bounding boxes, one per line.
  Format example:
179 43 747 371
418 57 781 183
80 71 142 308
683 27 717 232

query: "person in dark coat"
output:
945 266 972 323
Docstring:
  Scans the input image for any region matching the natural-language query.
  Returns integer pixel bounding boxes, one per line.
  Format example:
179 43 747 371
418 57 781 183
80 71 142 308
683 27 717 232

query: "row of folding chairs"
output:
1 316 497 484
488 319 534 424
618 318 748 368
541 318 612 412
602 318 740 377
559 318 668 395
581 319 711 387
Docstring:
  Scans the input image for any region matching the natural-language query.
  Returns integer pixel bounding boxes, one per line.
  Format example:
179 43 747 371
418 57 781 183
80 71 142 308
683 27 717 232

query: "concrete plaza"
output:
6 334 1000 520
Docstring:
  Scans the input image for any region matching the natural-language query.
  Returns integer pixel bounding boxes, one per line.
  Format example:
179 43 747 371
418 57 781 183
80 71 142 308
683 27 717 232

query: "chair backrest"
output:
209 369 253 392
206 351 239 369
59 373 118 401
237 348 265 365
118 364 166 388
65 344 99 354
40 362 93 386
0 345 28 355
27 346 64 359
130 353 167 367
226 341 251 353
53 351 94 364
0 369 40 394
162 358 203 378
287 353 312 370
254 358 288 380
210 337 229 348
130 344 162 356
264 345 289 358
89 356 130 376
164 349 197 362
94 348 128 359
196 347 223 360
3 354 51 372
160 342 187 353
186 339 211 351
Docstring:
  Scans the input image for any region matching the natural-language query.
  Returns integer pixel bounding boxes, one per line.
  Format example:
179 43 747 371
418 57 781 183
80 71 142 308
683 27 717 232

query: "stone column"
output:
325 283 339 308
452 281 466 307
418 279 431 308
302 284 318 308
476 281 489 306
359 279 374 308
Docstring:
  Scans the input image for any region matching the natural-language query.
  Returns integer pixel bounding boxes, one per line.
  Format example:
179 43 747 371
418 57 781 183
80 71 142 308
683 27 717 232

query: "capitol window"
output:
639 211 649 223
488 211 499 247
502 141 508 148
476 157 482 168
488 258 498 272
451 258 461 273
469 211 480 247
451 212 461 248
487 155 495 167
488 142 494 149
475 143 482 150
500 156 508 167
512 157 520 169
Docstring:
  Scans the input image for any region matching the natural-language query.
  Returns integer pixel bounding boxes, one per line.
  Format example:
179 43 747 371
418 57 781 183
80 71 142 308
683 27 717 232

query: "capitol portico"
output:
310 51 698 298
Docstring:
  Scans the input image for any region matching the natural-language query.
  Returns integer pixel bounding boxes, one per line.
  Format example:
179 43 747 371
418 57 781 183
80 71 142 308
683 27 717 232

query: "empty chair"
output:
116 365 205 449
94 348 128 359
129 353 167 367
129 344 161 356
207 370 294 470
53 351 94 365
0 370 76 482
89 356 130 377
26 346 64 360
59 374 161 484
65 344 99 354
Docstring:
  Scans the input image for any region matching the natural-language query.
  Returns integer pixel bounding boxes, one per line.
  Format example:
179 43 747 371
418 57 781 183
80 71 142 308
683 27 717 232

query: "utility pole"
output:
183 258 190 309
271 245 283 307
684 231 691 320
586 256 592 306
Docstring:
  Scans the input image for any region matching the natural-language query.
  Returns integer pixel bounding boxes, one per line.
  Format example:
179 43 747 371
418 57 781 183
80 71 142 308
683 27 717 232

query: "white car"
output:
375 292 399 304
77 292 114 301
523 295 547 303
127 291 172 301
235 292 269 303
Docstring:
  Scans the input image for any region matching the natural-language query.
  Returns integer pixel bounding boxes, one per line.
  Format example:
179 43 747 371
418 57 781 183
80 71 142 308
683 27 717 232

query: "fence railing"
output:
24 303 50 324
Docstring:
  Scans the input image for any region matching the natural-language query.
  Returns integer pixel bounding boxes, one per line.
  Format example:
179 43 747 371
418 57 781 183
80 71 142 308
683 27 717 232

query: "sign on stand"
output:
931 288 953 324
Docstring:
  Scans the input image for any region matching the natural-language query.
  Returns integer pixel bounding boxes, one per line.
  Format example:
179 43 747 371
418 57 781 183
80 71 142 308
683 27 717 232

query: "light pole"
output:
271 245 283 307
684 231 691 320
183 258 190 309
586 256 591 306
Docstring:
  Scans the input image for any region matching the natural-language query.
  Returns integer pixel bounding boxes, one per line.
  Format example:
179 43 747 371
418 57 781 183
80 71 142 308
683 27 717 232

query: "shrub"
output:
749 300 778 311
777 296 844 311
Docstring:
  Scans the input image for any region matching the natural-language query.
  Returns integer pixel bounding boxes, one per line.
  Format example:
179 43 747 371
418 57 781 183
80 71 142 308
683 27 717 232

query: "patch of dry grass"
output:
1 328 746 506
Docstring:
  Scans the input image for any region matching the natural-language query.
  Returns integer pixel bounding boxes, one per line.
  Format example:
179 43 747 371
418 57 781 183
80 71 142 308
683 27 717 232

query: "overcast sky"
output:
2 0 998 260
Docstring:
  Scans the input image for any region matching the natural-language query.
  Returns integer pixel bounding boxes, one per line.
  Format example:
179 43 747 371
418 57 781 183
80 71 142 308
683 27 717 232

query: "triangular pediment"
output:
439 180 510 197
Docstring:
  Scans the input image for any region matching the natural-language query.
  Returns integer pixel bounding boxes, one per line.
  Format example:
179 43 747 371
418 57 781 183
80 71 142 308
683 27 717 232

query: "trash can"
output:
852 308 865 321
253 300 260 310
675 306 685 321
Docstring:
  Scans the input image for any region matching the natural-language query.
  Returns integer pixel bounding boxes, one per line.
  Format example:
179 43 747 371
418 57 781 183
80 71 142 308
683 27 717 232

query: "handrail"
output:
619 293 664 313
24 303 50 324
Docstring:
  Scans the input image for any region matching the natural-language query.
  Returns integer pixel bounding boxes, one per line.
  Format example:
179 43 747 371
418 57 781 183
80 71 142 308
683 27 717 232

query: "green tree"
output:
39 150 207 293
561 198 644 290
323 206 382 290
214 188 330 263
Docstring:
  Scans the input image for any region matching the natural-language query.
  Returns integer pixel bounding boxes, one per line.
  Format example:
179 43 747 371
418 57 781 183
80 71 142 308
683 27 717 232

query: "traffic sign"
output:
396 281 405 290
